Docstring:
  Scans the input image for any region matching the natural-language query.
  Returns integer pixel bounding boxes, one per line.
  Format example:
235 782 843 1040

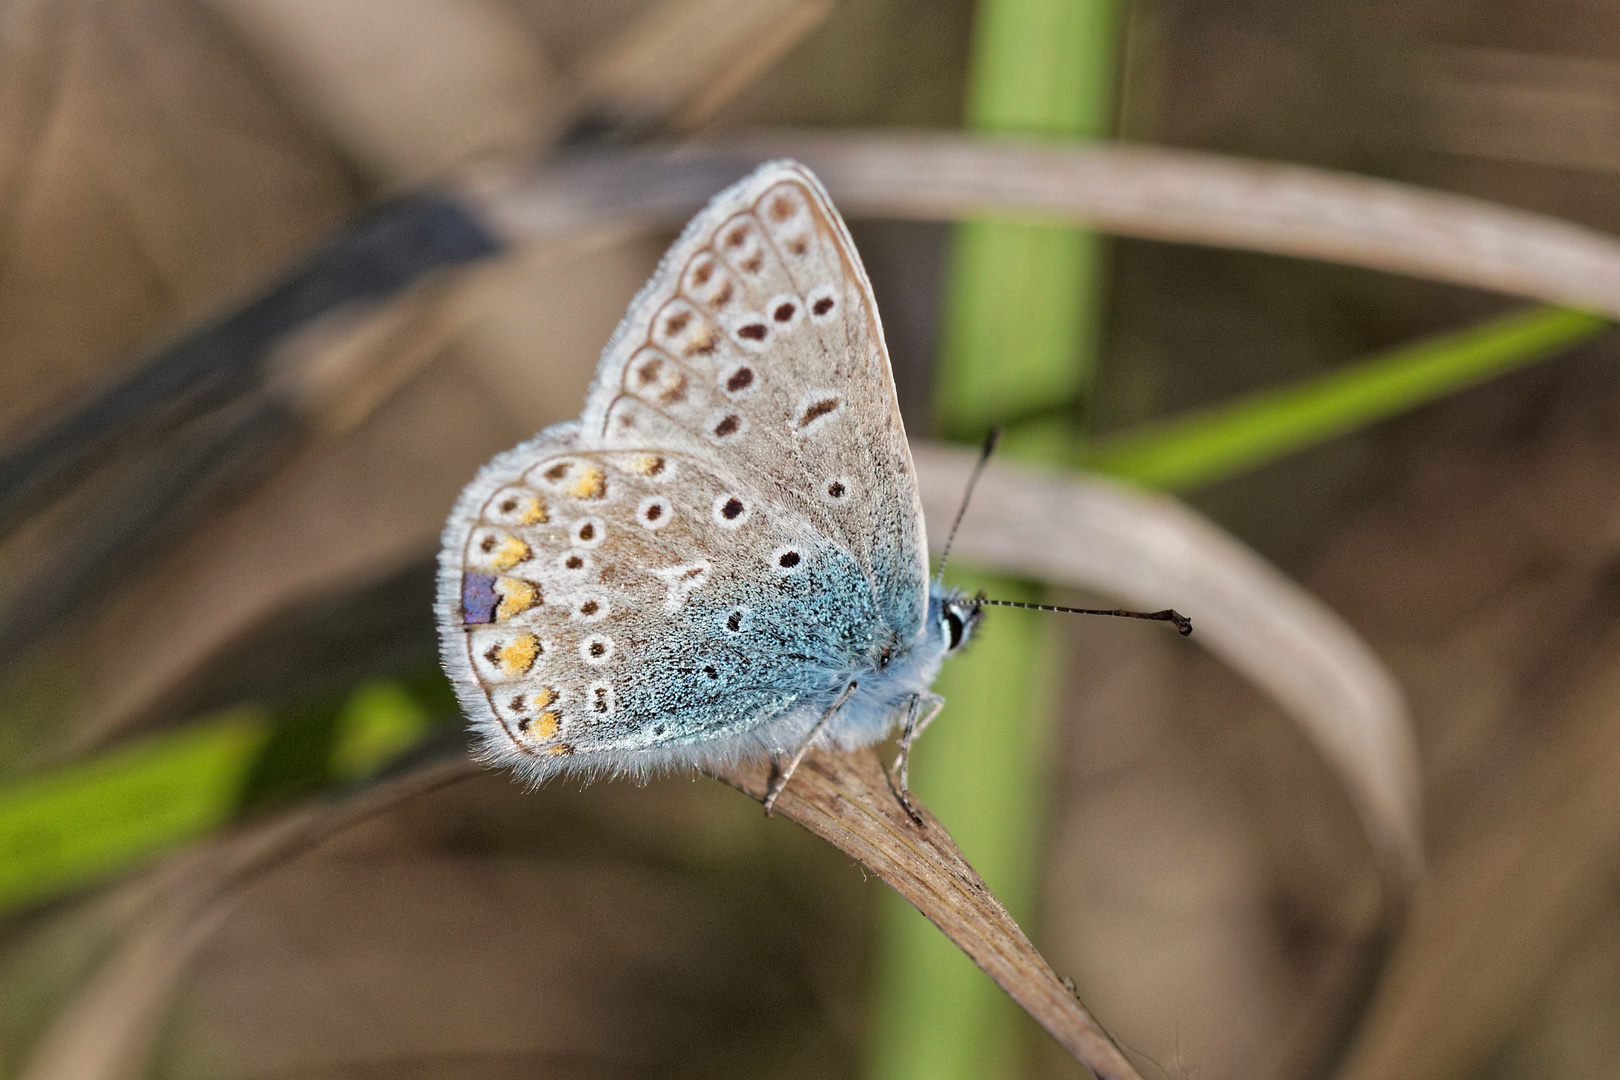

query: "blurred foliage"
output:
876 0 1122 1077
1085 305 1610 490
0 712 267 915
6 1 1620 1079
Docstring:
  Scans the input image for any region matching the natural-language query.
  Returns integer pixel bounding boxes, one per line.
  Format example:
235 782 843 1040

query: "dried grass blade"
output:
18 754 476 1080
574 0 835 137
911 442 1424 885
23 744 1134 1080
471 133 1620 318
711 747 1144 1080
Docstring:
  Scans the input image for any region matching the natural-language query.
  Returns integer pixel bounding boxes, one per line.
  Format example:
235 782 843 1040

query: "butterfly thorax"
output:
791 581 978 752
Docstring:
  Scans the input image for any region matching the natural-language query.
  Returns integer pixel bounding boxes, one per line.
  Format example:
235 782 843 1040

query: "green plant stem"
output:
1084 306 1609 491
868 2 1120 1078
0 712 268 913
868 576 1060 1080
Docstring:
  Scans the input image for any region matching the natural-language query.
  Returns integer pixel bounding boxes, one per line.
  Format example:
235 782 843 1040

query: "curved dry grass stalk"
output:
19 756 477 1080
11 125 1477 1078
22 742 1145 1080
466 131 1620 317
1333 626 1620 1080
713 748 1144 1080
911 443 1422 885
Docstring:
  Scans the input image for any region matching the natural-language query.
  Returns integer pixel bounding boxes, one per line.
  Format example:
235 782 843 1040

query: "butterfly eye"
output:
944 608 966 651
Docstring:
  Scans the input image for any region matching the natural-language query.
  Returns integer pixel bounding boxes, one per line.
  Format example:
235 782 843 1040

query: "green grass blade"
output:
867 577 1060 1080
1085 306 1610 491
328 679 433 781
869 2 1120 1079
0 711 269 914
0 670 453 916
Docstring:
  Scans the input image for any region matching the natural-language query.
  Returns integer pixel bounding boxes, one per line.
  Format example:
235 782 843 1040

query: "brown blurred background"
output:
5 1 1620 1079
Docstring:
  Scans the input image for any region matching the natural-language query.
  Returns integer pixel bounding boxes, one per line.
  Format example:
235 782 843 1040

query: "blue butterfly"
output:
437 160 1185 816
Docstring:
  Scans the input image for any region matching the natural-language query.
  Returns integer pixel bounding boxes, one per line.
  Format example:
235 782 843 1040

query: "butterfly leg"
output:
890 693 945 825
763 680 858 817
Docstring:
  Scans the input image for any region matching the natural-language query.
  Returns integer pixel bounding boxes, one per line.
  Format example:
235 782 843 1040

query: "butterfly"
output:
436 160 1187 816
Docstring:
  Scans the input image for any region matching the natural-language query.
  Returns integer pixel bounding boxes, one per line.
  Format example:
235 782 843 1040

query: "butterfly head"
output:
932 584 985 657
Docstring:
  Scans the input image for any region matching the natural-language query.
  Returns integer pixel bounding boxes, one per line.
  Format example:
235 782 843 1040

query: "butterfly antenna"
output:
975 597 1192 636
935 426 1000 583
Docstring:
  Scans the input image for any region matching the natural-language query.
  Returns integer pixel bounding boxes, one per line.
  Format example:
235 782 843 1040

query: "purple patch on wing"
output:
462 573 498 624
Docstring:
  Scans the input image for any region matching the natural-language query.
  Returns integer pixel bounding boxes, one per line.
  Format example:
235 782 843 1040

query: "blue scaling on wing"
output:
601 537 885 749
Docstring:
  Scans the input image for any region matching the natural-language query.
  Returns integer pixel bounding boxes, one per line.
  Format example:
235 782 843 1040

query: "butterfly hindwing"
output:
442 446 882 774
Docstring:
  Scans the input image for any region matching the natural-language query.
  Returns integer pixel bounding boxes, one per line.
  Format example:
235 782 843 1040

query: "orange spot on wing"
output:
494 578 539 620
531 710 560 739
568 465 607 500
489 633 540 676
495 493 547 524
491 536 531 571
629 454 666 476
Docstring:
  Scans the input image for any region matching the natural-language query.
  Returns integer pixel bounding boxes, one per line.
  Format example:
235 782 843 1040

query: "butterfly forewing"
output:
584 165 928 635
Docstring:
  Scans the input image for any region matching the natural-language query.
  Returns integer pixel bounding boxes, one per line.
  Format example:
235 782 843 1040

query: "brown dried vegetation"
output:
4 2 1620 1080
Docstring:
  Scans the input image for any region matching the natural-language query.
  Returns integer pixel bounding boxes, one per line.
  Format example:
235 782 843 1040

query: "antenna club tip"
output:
1169 611 1193 636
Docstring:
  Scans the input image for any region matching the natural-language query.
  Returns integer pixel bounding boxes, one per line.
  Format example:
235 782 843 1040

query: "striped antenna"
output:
975 597 1192 636
934 426 1000 582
